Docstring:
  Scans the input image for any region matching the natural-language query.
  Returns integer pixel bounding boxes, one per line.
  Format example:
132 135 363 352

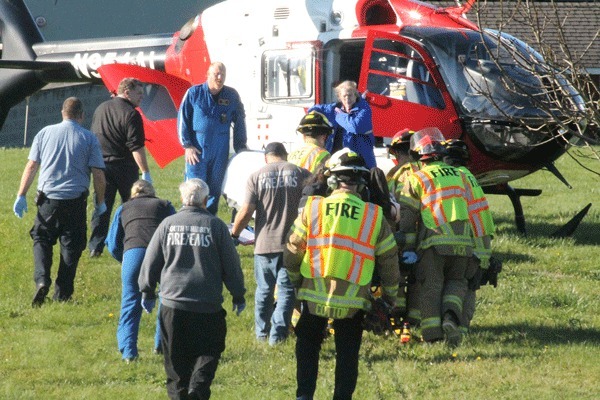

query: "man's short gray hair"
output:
179 178 209 207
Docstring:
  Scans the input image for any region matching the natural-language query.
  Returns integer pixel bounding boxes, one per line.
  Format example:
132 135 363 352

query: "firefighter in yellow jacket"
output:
284 149 399 400
288 111 332 174
386 129 422 325
399 127 473 346
444 139 496 333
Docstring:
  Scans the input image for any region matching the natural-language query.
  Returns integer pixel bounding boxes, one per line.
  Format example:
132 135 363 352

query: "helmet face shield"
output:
410 127 447 160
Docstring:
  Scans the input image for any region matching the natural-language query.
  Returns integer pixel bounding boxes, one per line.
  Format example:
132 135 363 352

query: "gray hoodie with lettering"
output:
139 206 246 313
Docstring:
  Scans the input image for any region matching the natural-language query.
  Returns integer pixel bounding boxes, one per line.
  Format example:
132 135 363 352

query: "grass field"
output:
1 147 599 400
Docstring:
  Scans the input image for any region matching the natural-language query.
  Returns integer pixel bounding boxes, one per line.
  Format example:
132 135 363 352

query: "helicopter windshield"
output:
401 26 584 161
402 26 551 120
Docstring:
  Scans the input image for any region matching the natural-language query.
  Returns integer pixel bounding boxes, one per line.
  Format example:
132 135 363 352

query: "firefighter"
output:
386 129 422 326
288 111 333 174
443 139 497 333
399 127 473 346
284 149 400 400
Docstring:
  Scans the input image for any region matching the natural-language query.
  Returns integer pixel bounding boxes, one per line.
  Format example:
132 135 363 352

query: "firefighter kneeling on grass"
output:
284 149 400 400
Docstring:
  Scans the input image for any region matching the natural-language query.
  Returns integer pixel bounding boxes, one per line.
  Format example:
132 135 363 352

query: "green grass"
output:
1 147 599 399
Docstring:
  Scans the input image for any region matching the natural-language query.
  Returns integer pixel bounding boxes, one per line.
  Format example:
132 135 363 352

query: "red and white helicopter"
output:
0 0 591 234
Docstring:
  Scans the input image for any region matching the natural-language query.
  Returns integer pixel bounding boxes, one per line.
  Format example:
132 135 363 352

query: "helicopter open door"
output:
358 30 462 139
97 64 191 168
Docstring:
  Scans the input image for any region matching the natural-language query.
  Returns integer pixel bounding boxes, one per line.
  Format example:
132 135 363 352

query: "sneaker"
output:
153 347 163 355
32 284 49 308
442 315 462 347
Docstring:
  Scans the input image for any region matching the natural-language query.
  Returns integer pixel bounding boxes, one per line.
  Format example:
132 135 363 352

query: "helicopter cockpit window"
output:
402 26 585 160
139 83 177 121
405 27 551 121
366 38 444 109
262 48 314 106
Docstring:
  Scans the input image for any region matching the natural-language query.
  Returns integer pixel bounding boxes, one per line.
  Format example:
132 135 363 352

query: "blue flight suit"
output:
309 96 376 168
178 82 247 214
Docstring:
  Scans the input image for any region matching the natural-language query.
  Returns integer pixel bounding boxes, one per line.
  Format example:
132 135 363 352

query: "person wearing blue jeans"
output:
106 180 175 361
254 253 295 344
231 142 311 346
118 249 163 359
117 248 149 359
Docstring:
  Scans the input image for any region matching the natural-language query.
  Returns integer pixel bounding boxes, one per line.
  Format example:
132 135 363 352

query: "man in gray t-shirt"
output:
231 142 311 345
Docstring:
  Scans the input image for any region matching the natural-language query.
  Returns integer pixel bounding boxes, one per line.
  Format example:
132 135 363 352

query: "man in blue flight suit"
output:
178 61 248 215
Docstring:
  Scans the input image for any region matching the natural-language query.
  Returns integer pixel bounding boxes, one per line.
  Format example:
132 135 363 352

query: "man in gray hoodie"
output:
139 178 246 400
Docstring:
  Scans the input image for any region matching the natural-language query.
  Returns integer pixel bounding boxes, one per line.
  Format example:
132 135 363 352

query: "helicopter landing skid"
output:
484 183 541 235
484 184 591 237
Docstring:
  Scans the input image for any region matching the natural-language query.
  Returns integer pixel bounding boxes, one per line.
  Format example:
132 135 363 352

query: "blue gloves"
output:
402 251 418 265
92 201 107 220
141 171 153 184
232 300 246 316
141 298 156 313
13 195 27 218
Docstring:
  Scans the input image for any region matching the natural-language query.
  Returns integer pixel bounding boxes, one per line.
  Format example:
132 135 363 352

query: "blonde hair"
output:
179 178 209 207
130 179 155 198
335 80 359 98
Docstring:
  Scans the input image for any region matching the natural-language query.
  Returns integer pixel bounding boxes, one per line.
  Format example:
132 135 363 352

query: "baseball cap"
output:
264 142 288 157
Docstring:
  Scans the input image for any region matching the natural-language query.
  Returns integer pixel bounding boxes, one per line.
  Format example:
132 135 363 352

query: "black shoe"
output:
153 347 163 355
89 250 102 258
32 284 49 308
442 313 462 347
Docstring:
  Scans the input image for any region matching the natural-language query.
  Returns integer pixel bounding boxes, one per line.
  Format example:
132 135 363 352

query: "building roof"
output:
427 0 600 72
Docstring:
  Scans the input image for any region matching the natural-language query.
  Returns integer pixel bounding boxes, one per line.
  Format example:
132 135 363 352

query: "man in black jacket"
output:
88 77 152 257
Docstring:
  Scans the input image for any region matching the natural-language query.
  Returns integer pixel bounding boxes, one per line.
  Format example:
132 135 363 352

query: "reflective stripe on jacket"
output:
459 166 496 238
409 162 470 229
285 190 399 318
387 161 421 210
288 144 330 174
302 193 387 286
405 161 473 252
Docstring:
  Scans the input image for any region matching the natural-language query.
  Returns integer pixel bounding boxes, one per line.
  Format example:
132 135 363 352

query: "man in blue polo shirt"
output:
13 97 106 307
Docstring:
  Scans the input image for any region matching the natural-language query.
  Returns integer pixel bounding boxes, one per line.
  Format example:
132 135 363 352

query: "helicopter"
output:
0 0 591 234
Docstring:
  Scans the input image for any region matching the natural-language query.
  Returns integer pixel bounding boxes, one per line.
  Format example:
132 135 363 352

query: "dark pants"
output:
29 193 87 301
160 305 227 400
417 247 468 342
294 303 364 400
89 160 138 253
